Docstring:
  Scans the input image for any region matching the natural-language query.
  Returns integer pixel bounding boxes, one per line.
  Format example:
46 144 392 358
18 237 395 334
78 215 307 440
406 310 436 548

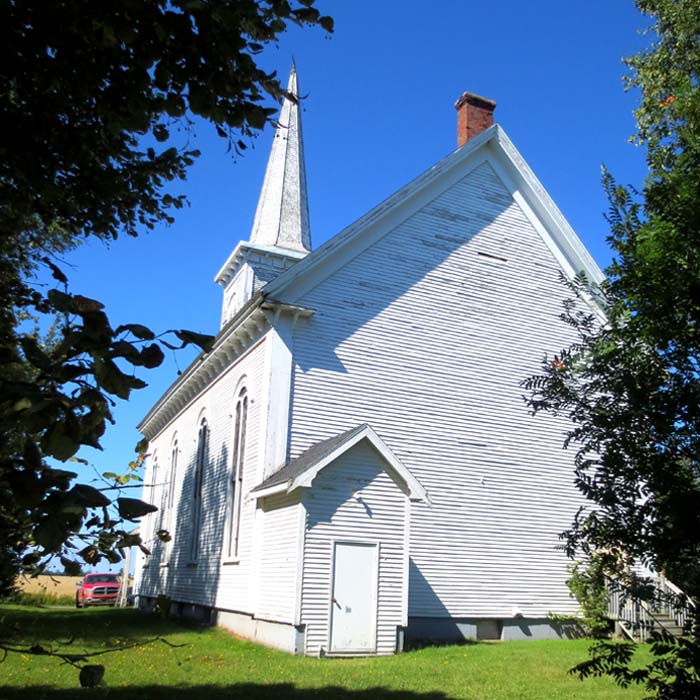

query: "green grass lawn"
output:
0 605 647 699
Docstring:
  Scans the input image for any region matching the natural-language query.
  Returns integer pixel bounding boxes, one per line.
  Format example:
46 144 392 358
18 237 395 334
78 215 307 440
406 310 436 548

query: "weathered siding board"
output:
301 441 407 656
135 338 266 612
255 493 301 623
290 161 582 619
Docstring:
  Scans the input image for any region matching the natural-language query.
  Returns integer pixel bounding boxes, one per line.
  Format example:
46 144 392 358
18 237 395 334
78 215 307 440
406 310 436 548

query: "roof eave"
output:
259 123 604 306
250 424 430 504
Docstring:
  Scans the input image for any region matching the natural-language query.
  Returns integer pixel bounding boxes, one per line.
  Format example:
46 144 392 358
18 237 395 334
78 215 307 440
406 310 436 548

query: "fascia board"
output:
216 241 308 287
250 483 288 500
291 426 429 503
492 126 605 285
362 426 430 504
291 428 371 489
262 124 605 307
214 239 247 286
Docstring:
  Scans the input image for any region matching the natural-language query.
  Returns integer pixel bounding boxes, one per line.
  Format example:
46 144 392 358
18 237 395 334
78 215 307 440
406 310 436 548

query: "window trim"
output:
161 437 178 567
188 417 208 564
223 387 248 563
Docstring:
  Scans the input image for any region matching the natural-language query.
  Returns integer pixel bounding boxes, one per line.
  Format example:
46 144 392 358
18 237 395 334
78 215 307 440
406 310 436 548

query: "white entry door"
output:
330 541 378 653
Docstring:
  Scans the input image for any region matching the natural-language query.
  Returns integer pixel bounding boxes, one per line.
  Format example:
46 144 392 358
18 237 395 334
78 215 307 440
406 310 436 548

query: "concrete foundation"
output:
137 595 305 653
406 616 582 643
216 610 304 653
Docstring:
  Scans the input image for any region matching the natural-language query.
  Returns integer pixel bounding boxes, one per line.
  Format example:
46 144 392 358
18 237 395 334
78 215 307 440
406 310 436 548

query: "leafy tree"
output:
0 0 332 588
524 1 700 696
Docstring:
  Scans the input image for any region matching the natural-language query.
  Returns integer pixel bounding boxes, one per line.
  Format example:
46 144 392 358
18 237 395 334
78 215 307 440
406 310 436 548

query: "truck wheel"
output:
76 595 83 609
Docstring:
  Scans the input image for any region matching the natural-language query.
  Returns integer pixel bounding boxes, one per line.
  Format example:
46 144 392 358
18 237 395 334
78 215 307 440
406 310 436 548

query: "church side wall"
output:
135 338 266 614
255 492 302 624
289 160 583 622
301 441 407 657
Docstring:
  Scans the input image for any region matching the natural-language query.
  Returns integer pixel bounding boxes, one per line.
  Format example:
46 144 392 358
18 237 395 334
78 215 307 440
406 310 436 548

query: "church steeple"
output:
249 65 311 252
215 65 312 328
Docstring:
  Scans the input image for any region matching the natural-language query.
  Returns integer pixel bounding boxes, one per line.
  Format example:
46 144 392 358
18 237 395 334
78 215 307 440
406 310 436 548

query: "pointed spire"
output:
249 65 311 252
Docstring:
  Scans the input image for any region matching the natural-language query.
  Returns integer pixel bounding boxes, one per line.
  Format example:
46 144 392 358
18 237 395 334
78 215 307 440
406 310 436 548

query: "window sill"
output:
222 558 241 566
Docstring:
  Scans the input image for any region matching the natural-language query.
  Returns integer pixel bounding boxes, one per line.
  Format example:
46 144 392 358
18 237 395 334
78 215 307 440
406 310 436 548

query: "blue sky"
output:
57 1 650 492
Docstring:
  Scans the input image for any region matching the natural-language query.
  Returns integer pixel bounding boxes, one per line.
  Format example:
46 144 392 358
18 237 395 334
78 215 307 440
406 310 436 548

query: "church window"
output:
226 388 248 560
145 451 158 554
189 418 208 563
162 438 178 562
224 292 236 325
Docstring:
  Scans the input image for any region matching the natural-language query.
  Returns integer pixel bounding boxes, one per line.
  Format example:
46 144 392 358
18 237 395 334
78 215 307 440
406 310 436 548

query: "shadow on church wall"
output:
292 162 513 377
143 438 229 619
406 558 582 643
407 557 469 645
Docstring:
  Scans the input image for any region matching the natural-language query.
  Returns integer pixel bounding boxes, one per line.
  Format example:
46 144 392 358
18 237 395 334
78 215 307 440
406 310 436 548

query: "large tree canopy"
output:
525 1 700 696
0 0 332 248
0 0 332 585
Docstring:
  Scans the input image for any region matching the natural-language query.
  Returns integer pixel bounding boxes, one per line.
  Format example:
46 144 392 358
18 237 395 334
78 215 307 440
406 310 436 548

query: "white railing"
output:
606 574 696 642
656 574 696 631
607 581 655 642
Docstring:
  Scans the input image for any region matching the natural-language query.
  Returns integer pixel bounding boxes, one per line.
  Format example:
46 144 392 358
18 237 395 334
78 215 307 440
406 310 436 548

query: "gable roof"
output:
250 423 429 502
261 124 604 304
138 123 606 442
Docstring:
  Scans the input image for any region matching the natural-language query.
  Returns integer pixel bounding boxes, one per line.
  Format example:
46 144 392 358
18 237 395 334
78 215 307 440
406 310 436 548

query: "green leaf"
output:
115 323 155 340
139 343 164 368
153 124 169 142
13 397 32 411
94 356 133 399
19 336 52 370
79 545 100 563
42 258 68 284
41 424 80 460
319 15 334 32
173 329 215 353
73 295 105 312
117 497 158 521
67 484 111 508
135 437 149 455
105 549 121 564
34 520 67 552
47 289 75 313
60 557 83 576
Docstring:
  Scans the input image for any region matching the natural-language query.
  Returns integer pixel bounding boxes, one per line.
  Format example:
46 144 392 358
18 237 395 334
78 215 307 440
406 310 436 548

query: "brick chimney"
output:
455 92 496 147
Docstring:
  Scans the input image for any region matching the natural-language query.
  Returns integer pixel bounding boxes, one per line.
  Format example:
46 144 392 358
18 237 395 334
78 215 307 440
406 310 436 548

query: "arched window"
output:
146 450 158 546
189 418 208 562
162 438 178 560
226 388 248 559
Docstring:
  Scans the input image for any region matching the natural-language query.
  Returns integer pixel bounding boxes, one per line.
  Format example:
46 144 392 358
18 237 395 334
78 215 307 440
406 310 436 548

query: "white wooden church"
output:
134 66 604 656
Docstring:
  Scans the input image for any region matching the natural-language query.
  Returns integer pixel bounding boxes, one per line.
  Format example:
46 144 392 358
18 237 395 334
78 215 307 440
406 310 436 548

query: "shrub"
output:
567 557 611 639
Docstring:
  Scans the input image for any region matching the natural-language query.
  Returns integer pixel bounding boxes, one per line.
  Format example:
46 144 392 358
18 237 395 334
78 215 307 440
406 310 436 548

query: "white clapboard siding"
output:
301 441 407 656
135 338 266 611
133 449 160 597
255 493 301 623
290 161 583 619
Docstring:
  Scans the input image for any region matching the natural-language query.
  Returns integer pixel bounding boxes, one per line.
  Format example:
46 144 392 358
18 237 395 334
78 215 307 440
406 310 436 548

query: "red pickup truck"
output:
75 573 121 608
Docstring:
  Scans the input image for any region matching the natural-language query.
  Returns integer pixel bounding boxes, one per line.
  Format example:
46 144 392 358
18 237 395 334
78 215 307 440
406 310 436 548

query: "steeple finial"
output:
248 65 311 252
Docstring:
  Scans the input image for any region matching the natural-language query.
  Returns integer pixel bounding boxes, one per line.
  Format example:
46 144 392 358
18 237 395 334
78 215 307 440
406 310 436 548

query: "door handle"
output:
332 597 341 609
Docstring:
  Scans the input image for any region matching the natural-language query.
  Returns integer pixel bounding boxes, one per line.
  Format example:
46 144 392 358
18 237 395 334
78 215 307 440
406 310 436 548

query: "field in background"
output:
17 575 83 597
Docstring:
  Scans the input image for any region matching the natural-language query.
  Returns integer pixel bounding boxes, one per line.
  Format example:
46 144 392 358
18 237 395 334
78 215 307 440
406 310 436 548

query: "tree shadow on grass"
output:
0 684 456 700
0 606 205 646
